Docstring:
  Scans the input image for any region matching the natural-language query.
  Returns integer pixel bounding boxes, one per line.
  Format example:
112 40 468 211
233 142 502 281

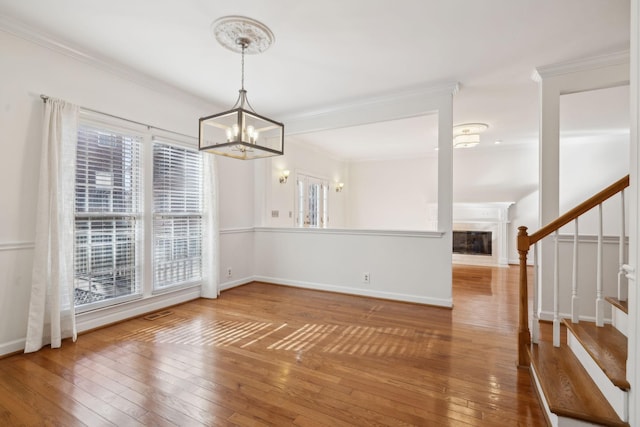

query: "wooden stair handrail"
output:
529 175 629 247
517 174 629 369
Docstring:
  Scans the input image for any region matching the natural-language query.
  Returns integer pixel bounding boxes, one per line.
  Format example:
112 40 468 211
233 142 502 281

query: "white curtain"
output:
25 98 79 353
201 153 220 298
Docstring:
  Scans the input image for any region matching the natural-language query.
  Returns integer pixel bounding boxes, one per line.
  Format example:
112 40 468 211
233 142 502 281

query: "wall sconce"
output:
336 182 344 192
279 170 290 184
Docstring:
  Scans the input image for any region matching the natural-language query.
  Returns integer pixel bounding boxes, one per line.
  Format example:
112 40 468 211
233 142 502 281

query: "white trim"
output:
538 310 610 325
281 82 459 135
611 304 628 337
0 14 214 110
220 227 255 235
557 234 629 244
281 82 460 123
0 241 35 251
0 338 26 357
567 331 628 421
509 258 535 266
219 277 253 292
254 226 444 239
254 275 453 308
530 362 559 427
219 274 454 307
532 50 630 82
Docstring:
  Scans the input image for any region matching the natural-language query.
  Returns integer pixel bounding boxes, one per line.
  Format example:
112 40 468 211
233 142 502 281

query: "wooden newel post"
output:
517 226 531 368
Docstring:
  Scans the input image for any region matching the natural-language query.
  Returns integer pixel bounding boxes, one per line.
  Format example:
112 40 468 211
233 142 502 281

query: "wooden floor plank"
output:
0 265 546 426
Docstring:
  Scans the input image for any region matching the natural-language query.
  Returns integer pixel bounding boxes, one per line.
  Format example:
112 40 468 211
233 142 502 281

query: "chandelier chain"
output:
241 42 246 91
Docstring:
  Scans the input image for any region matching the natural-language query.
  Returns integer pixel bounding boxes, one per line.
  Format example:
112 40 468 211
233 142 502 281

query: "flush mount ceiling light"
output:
453 123 488 148
199 16 284 160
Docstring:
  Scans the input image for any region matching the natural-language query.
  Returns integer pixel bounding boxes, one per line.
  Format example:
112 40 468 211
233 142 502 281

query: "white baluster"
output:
553 230 560 347
532 242 540 344
572 218 579 323
618 189 626 301
596 203 604 327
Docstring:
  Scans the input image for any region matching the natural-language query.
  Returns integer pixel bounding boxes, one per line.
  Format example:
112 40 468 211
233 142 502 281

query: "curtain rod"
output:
40 94 196 141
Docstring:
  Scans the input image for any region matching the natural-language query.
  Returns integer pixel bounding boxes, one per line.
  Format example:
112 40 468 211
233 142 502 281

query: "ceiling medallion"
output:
211 16 275 54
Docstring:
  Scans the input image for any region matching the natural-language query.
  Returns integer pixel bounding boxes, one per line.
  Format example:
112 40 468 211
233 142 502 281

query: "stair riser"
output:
530 364 558 427
611 306 628 337
567 332 628 421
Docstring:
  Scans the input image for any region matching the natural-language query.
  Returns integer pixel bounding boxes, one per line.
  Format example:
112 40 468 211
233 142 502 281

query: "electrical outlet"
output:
363 272 370 284
271 210 279 218
226 267 232 278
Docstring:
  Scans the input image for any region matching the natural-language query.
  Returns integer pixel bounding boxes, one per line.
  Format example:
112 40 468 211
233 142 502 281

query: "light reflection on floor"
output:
122 318 437 358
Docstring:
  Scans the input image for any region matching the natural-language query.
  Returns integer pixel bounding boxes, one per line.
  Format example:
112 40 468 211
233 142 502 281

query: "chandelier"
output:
199 16 284 160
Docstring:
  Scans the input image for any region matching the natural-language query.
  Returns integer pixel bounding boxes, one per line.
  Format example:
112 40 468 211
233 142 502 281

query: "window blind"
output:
152 141 203 288
74 123 142 307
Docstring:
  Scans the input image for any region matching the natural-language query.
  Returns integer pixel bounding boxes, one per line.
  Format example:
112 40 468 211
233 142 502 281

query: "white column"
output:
553 230 561 347
627 1 639 424
536 76 561 326
532 52 629 324
498 218 510 266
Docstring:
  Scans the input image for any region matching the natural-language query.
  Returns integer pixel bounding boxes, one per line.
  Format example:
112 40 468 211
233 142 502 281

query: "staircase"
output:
517 175 631 427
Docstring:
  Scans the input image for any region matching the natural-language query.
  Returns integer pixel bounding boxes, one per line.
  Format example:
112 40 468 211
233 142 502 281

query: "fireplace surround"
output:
452 202 513 266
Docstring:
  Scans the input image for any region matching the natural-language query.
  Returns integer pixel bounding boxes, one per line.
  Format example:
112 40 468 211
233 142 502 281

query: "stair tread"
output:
563 319 629 390
605 296 629 314
531 342 629 427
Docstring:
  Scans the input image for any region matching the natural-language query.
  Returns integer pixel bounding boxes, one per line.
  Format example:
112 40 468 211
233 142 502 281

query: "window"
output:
74 123 142 307
153 141 203 289
296 174 328 227
74 119 205 310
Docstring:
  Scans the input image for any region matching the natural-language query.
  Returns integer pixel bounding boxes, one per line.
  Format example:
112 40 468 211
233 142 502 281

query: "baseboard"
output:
0 338 26 358
253 275 453 308
218 277 254 292
508 258 535 266
538 310 611 325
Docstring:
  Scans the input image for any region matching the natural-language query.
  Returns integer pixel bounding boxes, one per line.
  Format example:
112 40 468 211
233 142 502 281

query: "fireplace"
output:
452 231 492 256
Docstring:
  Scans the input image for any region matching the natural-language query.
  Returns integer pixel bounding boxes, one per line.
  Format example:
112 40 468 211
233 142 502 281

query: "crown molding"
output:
0 14 214 109
282 81 459 135
531 50 630 82
282 81 460 122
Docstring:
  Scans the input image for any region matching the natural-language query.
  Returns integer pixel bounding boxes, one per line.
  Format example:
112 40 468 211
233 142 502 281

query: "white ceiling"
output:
0 0 631 162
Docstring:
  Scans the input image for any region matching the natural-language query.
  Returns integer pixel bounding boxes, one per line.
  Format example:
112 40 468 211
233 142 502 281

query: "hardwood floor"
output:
0 265 546 426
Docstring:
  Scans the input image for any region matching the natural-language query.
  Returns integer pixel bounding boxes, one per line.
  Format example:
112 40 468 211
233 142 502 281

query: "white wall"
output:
252 84 457 310
559 136 629 236
263 138 348 228
347 156 438 230
217 156 256 290
0 28 256 354
254 228 452 307
538 236 626 322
